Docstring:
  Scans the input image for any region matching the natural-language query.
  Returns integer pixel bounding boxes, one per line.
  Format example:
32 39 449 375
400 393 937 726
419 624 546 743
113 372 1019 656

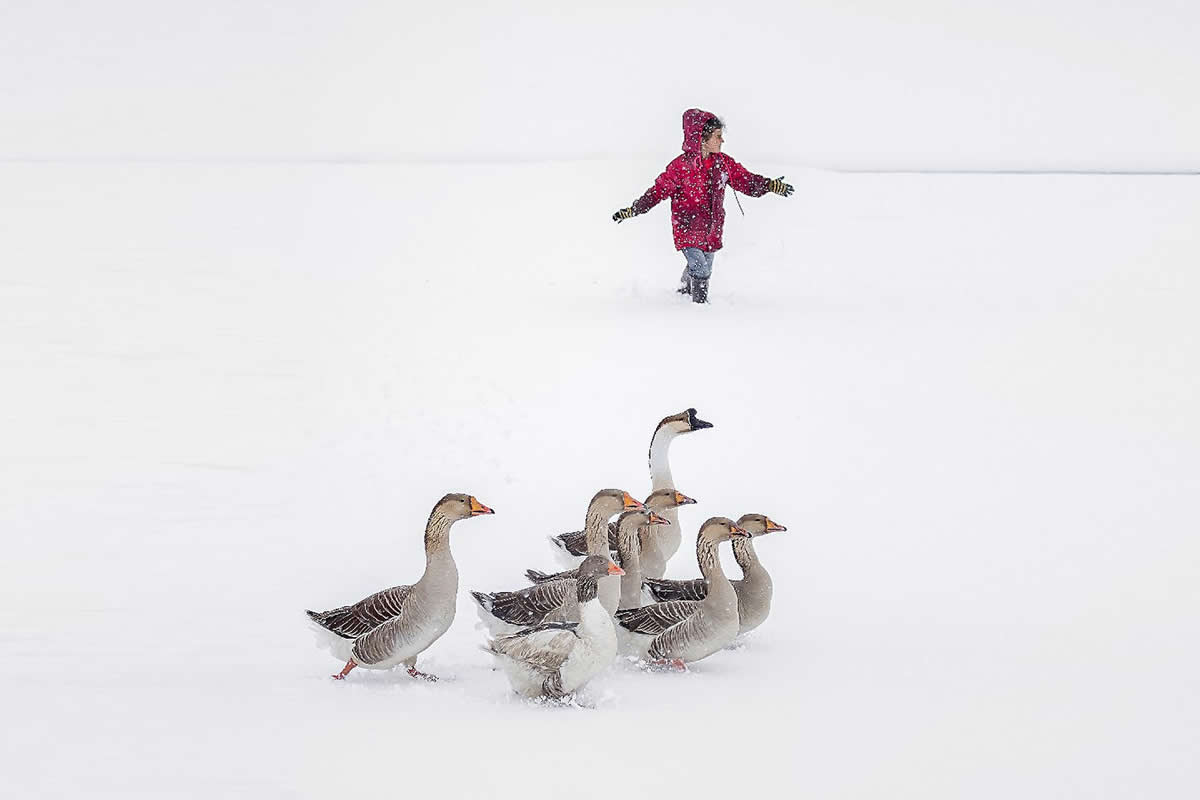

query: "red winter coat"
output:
631 108 771 252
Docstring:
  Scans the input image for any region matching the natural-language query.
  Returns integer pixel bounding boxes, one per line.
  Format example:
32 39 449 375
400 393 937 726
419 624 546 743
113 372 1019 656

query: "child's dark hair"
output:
702 116 724 141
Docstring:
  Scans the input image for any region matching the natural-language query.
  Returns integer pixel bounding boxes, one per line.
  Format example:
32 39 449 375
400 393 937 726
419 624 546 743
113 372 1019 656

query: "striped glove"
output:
767 176 794 197
612 206 636 223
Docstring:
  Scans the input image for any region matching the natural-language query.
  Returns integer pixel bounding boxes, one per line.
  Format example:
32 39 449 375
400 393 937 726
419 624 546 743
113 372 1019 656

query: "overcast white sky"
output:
2 0 1198 169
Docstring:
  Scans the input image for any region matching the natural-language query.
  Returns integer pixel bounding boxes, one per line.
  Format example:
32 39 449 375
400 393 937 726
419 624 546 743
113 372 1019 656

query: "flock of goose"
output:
305 408 788 700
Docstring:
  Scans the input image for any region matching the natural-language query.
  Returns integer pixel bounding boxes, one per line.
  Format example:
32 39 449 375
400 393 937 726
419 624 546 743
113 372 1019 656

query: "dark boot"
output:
691 278 709 303
677 270 691 295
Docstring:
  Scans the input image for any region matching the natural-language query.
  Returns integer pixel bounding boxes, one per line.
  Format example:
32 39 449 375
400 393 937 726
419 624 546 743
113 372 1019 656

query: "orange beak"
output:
621 491 644 510
731 524 751 538
673 491 697 506
648 512 671 526
607 561 625 576
469 497 495 516
765 518 787 532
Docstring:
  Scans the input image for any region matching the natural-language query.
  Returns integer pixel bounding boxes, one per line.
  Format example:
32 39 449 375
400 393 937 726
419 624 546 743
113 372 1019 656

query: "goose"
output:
614 517 749 668
642 514 786 635
485 555 624 699
548 409 711 576
642 409 711 577
471 489 642 634
306 493 494 681
614 509 653 611
528 489 696 580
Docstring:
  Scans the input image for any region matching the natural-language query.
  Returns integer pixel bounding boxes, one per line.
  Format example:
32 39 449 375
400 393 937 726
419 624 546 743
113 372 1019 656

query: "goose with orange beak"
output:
306 493 494 682
615 517 750 668
643 513 787 635
485 555 624 699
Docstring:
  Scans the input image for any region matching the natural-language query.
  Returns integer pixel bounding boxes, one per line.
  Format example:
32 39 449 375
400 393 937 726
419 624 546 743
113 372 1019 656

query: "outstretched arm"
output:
613 163 681 222
726 158 793 198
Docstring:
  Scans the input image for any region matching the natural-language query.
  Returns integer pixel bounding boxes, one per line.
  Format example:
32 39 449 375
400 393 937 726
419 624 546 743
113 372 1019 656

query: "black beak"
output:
686 408 713 430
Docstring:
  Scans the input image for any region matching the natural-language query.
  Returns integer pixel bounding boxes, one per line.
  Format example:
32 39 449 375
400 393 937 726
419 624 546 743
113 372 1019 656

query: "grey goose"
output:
615 517 749 668
642 513 787 635
485 555 624 699
306 493 494 681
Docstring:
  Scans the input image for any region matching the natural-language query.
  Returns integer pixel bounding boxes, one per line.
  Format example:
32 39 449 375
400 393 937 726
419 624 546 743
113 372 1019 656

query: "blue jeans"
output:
681 247 716 281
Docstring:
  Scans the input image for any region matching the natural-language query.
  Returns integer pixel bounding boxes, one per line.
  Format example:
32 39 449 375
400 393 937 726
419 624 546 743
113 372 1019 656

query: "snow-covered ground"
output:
2 162 1198 797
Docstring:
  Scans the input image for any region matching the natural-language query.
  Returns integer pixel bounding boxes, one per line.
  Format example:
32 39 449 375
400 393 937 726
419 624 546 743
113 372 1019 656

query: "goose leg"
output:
404 657 438 682
332 660 357 680
649 658 688 672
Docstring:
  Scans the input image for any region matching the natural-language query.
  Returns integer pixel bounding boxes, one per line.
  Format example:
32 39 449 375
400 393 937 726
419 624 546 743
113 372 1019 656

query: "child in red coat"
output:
613 109 793 303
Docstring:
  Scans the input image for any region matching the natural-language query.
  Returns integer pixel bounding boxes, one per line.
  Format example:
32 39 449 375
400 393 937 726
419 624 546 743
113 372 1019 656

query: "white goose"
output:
642 513 787 635
547 410 711 577
615 517 749 668
485 555 624 699
306 493 494 681
642 409 712 578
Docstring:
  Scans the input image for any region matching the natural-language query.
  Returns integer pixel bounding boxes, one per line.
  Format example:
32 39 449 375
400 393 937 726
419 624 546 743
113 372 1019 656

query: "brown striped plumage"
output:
470 580 574 627
306 585 413 639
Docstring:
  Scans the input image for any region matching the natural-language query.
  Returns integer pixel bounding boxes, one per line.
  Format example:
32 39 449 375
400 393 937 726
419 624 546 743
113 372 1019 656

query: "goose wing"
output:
551 522 620 557
471 579 573 626
488 622 580 672
615 600 700 636
305 584 413 639
525 566 578 584
647 612 704 661
643 576 707 603
552 530 590 557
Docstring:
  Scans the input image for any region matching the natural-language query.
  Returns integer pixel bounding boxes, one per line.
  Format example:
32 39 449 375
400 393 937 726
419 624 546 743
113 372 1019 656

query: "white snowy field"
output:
1 162 1198 798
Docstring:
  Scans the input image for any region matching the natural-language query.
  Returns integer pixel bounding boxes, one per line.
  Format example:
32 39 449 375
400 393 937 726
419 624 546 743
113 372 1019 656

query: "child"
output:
613 109 793 303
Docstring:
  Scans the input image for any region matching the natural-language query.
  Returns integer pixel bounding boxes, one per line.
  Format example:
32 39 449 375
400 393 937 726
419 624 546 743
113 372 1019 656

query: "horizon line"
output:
0 155 1196 175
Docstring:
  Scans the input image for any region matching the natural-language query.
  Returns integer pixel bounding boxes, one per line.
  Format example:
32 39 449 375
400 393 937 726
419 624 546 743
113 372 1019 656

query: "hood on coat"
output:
682 108 718 156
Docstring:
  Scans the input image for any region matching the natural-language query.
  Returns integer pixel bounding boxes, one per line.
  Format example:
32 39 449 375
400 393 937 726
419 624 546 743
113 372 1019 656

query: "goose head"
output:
736 514 787 537
644 488 698 510
578 553 625 579
698 516 751 543
587 488 645 519
652 412 715 455
615 509 672 541
576 554 624 603
653 408 714 440
434 493 495 521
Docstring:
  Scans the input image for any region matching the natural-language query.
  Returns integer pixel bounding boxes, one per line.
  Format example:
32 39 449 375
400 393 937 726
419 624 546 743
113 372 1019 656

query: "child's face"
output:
703 128 724 155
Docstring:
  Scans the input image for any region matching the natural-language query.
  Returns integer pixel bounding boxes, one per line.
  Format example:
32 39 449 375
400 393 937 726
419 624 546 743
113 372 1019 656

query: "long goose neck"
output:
420 511 458 587
647 427 676 490
696 534 724 581
583 507 610 555
700 534 734 609
733 537 761 577
618 528 642 609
